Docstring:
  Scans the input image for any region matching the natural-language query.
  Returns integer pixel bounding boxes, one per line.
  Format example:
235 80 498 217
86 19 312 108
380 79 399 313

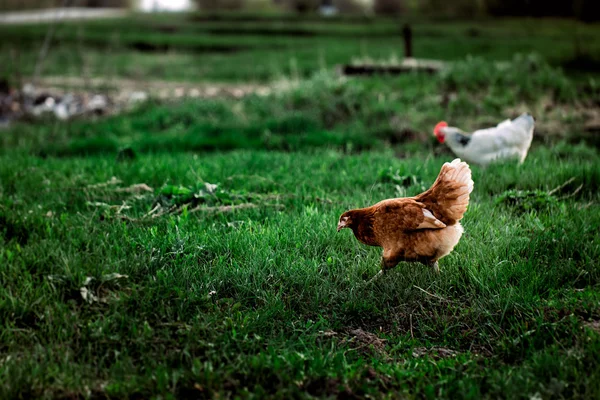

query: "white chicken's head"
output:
433 121 448 143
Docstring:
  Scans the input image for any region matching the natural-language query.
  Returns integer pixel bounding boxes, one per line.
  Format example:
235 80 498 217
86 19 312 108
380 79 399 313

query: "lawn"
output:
1 12 600 399
1 13 600 82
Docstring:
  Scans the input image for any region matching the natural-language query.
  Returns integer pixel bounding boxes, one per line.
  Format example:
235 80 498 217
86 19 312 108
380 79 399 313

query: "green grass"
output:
1 14 600 83
1 13 600 399
1 145 599 398
3 55 598 158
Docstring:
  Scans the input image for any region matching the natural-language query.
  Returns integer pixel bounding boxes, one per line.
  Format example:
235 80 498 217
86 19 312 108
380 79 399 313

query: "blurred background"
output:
0 0 599 149
1 0 599 19
1 4 600 397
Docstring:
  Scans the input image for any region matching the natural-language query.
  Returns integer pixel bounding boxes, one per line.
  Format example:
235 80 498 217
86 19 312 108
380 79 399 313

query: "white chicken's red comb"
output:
433 121 448 137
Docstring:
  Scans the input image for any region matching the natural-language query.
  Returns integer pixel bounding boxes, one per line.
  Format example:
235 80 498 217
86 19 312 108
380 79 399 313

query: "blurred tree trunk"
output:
402 24 412 58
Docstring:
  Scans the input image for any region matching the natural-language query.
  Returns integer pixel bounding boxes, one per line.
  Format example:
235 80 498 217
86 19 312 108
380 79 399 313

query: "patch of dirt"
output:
583 320 600 333
412 346 458 359
320 328 390 358
348 328 387 353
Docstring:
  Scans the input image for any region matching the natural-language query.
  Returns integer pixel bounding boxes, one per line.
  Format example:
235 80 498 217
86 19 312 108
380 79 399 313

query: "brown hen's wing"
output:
373 199 446 236
415 159 474 225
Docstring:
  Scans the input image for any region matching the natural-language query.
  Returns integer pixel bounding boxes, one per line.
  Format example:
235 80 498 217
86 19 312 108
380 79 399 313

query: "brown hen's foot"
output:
430 261 440 274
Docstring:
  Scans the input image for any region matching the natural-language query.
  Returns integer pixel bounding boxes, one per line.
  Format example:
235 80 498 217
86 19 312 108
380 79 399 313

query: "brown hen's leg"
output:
429 261 440 274
366 253 398 284
381 251 401 271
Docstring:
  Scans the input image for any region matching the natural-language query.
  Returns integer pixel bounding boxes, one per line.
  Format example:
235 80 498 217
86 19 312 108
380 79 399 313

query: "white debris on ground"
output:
0 76 296 126
17 83 119 121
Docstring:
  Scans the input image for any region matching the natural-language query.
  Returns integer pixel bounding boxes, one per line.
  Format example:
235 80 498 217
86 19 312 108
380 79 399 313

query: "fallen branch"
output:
116 202 131 214
188 203 284 214
86 177 122 189
114 202 284 223
366 270 384 285
144 204 162 218
413 285 449 302
548 177 576 196
558 183 583 200
188 203 258 214
115 183 153 194
151 205 178 219
578 201 595 210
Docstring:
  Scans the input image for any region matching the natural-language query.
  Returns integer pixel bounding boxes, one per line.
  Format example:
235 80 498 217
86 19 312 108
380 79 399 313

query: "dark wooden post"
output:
402 24 412 58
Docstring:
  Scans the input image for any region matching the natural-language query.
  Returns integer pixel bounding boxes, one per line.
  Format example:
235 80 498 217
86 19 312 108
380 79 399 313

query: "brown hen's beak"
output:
337 221 345 232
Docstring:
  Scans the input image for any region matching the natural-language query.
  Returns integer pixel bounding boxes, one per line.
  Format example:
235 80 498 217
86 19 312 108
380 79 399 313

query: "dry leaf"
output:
319 330 338 337
101 273 128 282
80 287 99 304
86 201 111 208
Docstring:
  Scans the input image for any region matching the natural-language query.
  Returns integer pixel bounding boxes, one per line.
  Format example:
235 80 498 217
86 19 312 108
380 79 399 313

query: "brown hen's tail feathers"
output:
415 158 474 225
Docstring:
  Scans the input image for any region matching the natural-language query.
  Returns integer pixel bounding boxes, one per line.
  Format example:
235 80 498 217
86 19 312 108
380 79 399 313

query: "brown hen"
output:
337 159 473 277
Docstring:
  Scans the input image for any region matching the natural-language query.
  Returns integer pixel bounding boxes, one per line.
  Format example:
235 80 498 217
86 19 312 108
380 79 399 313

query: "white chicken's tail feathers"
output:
415 158 474 225
511 113 535 133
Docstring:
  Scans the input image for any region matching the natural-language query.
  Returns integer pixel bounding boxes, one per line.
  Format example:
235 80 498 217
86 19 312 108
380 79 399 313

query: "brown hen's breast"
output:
351 222 378 246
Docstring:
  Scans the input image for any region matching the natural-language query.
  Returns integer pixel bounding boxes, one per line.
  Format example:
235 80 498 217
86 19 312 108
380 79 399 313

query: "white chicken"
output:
433 113 535 166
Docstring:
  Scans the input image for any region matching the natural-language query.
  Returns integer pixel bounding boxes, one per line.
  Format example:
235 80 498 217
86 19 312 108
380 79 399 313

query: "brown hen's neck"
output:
348 208 378 246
